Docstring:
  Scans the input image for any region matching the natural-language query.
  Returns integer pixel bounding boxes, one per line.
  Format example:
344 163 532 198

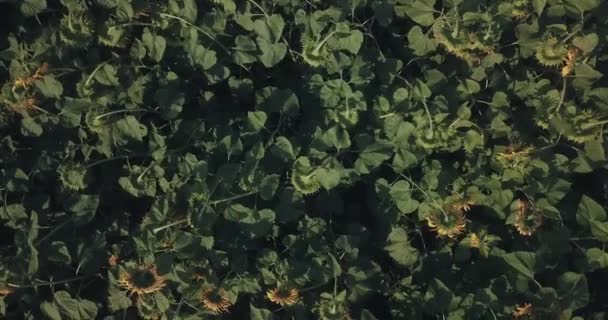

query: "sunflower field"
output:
1 0 608 319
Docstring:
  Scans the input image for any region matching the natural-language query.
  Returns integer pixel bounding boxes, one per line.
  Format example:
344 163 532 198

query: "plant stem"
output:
84 62 109 88
152 191 257 234
159 13 230 55
420 99 434 138
8 274 97 288
554 77 567 114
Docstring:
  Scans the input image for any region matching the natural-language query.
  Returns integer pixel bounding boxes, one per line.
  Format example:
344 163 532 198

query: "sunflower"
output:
9 98 37 113
496 145 533 167
468 233 482 248
513 200 543 236
201 288 231 314
427 205 467 239
13 63 48 89
561 47 580 77
118 265 166 296
0 286 13 297
108 255 120 267
266 287 299 306
512 303 534 318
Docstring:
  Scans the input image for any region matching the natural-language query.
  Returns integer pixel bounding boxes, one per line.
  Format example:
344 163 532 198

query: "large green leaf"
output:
384 227 418 267
503 251 536 279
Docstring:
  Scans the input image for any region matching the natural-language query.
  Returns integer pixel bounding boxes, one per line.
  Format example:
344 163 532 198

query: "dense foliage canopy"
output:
1 0 608 319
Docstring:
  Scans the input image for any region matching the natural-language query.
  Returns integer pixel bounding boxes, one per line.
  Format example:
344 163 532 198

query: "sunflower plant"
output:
1 0 608 319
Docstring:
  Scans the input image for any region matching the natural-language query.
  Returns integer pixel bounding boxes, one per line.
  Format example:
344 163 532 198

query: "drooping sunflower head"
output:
427 203 467 239
563 109 604 144
561 47 581 77
511 0 531 19
535 38 567 67
0 286 13 297
495 144 534 167
414 124 456 152
512 302 534 318
266 287 299 306
290 157 321 195
301 37 331 68
57 162 88 191
315 291 351 320
432 18 495 64
9 97 37 113
513 199 543 236
201 287 232 314
108 255 120 267
468 233 482 248
118 265 166 296
462 229 500 257
59 10 94 47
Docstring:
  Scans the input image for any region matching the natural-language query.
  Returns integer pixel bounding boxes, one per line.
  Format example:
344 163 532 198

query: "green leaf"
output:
256 87 300 115
586 248 608 270
191 45 217 70
334 29 364 54
257 39 287 68
259 174 280 200
557 272 589 312
112 116 148 144
64 194 100 225
584 139 606 162
590 220 608 242
92 64 119 87
531 0 547 15
48 241 71 264
424 278 454 313
107 288 132 312
384 227 418 267
43 291 98 320
576 195 607 228
40 301 62 320
323 126 351 151
246 111 267 133
34 75 63 98
234 35 258 65
572 33 599 54
20 0 46 16
361 309 379 320
142 28 167 62
573 64 603 90
317 167 341 191
395 0 437 27
503 251 536 279
392 148 418 172
354 141 393 174
254 15 285 43
276 188 305 223
563 0 600 13
389 180 419 214
271 136 295 161
407 26 437 56
463 130 483 153
154 83 185 120
21 117 43 137
250 304 273 320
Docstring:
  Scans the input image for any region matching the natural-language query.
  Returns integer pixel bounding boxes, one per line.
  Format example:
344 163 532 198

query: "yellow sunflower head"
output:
512 302 534 318
468 233 482 248
118 265 166 296
495 144 533 167
266 287 299 306
0 286 13 297
427 202 468 239
108 255 120 267
201 288 232 314
513 199 543 236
